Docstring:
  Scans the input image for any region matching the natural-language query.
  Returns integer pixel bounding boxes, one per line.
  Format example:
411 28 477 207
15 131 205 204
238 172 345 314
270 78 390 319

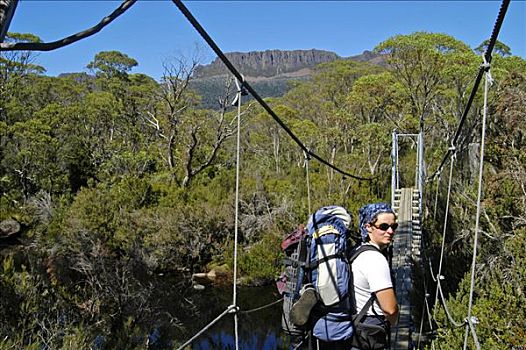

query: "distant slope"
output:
189 49 383 109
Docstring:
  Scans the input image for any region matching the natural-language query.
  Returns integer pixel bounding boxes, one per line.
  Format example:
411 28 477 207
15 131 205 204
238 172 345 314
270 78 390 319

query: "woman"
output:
350 202 399 349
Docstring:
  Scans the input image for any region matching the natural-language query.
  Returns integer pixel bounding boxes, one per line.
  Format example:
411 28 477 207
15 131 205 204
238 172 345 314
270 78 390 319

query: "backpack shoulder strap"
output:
352 292 377 323
349 244 385 322
348 244 382 264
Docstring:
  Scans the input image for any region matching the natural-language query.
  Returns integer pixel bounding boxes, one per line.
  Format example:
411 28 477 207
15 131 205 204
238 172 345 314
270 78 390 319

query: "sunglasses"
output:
371 222 398 231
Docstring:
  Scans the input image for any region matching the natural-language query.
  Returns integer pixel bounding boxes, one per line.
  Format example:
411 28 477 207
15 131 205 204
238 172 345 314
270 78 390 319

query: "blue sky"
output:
7 1 526 81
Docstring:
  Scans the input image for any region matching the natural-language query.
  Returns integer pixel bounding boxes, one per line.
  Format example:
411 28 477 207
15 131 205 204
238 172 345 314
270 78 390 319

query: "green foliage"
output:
428 53 526 349
236 232 284 283
0 32 525 346
86 50 138 79
474 39 512 56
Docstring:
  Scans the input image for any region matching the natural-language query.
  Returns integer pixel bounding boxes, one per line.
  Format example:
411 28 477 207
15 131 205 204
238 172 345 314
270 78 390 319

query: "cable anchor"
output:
464 315 479 325
303 149 312 162
231 74 248 106
227 304 239 314
481 54 494 85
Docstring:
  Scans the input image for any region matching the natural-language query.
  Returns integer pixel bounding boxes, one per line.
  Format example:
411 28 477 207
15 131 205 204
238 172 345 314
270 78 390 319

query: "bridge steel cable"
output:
174 80 246 350
304 151 312 216
175 305 237 350
436 279 462 328
172 0 373 182
416 278 433 349
433 153 455 313
232 79 243 350
462 56 493 350
429 0 510 181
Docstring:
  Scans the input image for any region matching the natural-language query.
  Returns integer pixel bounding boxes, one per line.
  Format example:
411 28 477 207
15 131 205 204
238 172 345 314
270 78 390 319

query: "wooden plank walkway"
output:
391 187 421 349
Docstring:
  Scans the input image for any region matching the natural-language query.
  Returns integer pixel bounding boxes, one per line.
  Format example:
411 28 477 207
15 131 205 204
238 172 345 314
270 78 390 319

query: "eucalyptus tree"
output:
143 54 244 187
82 51 163 183
375 33 474 136
142 55 201 176
87 50 138 80
474 39 512 57
345 72 407 177
0 33 45 125
283 60 385 196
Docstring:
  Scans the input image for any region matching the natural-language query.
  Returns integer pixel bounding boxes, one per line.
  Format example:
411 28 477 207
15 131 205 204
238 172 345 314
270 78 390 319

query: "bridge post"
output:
391 131 398 205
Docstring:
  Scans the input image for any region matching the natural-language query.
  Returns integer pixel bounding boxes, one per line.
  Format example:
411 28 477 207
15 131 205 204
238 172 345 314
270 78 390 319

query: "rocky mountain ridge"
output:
190 49 384 109
194 49 341 79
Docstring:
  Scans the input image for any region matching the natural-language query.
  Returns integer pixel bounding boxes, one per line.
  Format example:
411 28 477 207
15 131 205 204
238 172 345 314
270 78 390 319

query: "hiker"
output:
350 202 399 349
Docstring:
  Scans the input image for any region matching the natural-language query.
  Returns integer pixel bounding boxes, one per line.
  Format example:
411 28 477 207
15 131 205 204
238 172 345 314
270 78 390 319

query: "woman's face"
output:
367 212 397 248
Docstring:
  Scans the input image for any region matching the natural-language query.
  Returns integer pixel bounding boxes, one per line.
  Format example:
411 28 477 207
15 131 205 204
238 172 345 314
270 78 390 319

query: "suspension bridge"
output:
0 0 513 349
171 0 508 348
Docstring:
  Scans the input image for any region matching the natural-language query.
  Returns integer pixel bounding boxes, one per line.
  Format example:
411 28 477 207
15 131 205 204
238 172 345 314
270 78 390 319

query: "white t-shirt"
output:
352 243 393 316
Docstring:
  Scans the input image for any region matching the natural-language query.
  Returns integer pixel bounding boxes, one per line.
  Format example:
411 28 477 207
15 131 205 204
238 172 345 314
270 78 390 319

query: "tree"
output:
345 72 406 176
0 33 45 123
474 39 511 57
87 50 138 79
179 79 245 187
375 32 473 129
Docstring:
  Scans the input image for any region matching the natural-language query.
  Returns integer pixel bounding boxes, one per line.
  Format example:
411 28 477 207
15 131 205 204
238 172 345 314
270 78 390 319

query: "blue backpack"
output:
279 206 354 343
306 205 354 342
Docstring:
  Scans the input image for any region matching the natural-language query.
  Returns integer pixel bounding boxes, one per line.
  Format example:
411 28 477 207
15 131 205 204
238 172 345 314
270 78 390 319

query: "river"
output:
172 284 290 350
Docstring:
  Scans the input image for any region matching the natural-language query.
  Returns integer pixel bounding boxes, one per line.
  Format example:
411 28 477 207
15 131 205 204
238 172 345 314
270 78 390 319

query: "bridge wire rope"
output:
429 0 510 182
175 305 237 350
462 55 493 350
238 297 284 315
415 243 435 349
172 0 373 182
174 79 245 350
417 243 437 349
426 165 464 342
428 153 460 349
426 233 465 332
432 173 441 221
304 151 312 215
416 286 428 348
425 262 464 350
416 242 436 349
433 150 456 315
424 293 435 336
415 279 438 349
0 0 137 51
436 279 462 328
232 77 244 350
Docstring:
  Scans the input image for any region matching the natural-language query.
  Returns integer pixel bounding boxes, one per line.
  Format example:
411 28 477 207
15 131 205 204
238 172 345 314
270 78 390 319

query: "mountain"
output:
189 49 383 109
194 49 341 78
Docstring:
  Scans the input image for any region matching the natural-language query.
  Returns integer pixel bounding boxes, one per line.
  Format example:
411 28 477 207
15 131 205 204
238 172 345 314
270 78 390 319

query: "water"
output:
174 285 291 350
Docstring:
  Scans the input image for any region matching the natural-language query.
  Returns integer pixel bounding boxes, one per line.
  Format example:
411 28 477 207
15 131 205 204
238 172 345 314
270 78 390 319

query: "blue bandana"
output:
358 203 395 242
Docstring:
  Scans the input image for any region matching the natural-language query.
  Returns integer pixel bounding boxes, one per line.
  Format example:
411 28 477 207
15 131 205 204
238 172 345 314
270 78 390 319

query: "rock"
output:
192 265 231 285
0 219 21 238
192 284 205 291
